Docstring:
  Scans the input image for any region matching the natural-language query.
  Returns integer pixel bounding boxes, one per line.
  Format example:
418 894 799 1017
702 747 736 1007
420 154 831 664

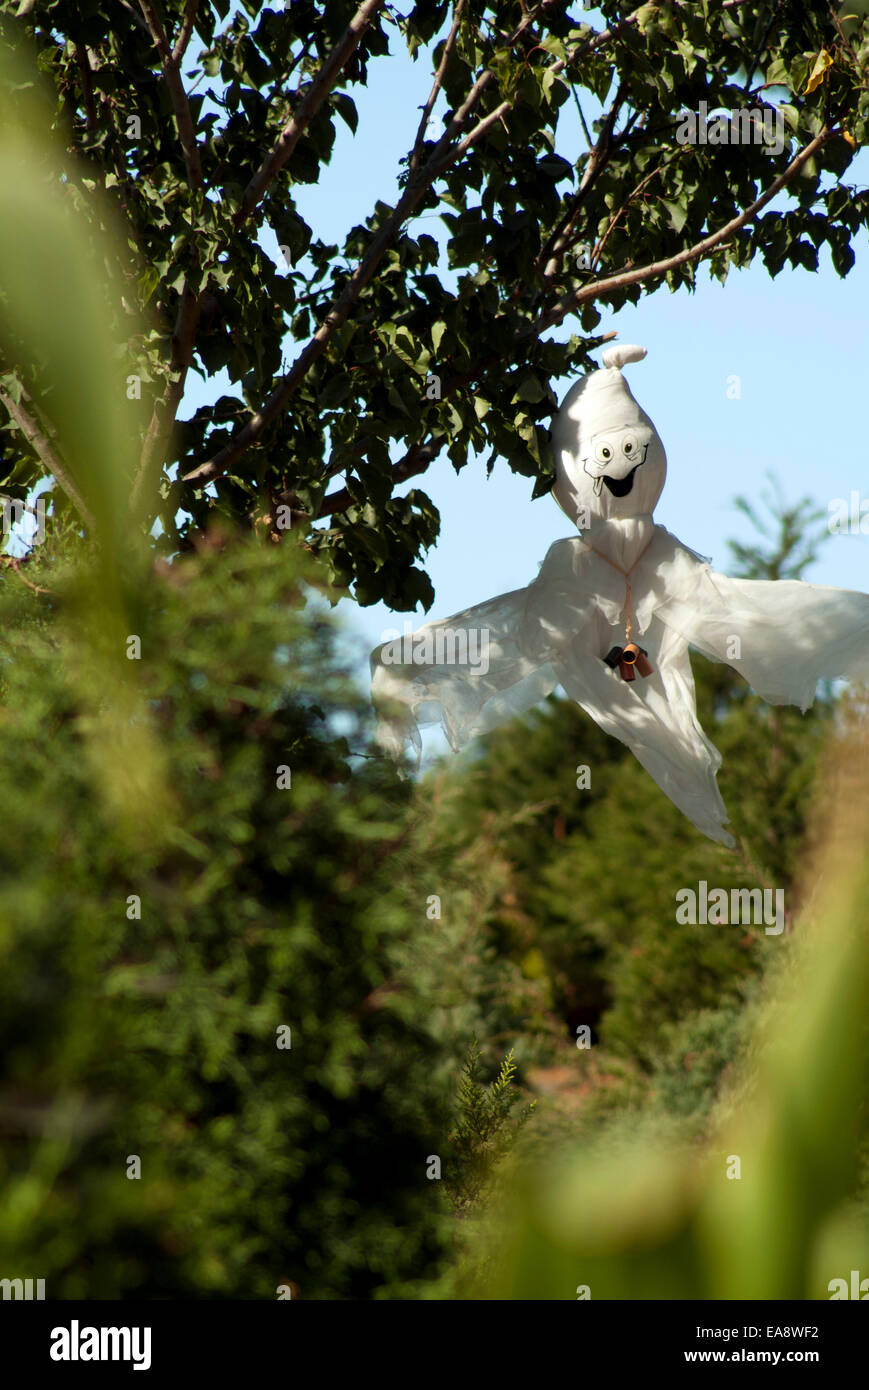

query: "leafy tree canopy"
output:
1 0 867 611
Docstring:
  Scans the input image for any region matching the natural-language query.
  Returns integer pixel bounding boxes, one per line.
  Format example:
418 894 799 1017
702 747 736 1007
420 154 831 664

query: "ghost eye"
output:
624 441 633 454
622 435 637 456
592 438 616 466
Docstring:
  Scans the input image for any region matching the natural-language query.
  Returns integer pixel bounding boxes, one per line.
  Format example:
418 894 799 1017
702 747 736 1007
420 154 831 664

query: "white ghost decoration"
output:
371 345 869 846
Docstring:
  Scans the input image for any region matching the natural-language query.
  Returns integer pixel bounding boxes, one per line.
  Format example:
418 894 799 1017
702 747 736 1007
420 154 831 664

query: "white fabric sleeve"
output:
370 584 561 761
655 561 869 712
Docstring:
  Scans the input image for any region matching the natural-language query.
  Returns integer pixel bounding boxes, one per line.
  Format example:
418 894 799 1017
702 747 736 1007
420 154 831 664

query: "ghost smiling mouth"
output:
593 462 643 498
585 435 649 498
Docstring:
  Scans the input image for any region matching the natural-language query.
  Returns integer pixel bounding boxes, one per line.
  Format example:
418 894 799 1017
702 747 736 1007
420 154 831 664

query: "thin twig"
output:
117 0 151 34
409 0 466 176
0 555 52 596
571 81 593 150
76 45 98 131
282 29 318 89
740 0 783 95
534 125 835 332
537 86 625 280
589 155 677 271
235 0 387 225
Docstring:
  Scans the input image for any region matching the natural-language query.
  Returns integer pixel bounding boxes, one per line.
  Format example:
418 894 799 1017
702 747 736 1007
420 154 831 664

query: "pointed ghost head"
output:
550 345 667 528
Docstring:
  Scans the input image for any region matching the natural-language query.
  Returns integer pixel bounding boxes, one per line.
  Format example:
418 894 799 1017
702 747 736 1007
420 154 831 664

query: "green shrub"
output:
0 537 458 1299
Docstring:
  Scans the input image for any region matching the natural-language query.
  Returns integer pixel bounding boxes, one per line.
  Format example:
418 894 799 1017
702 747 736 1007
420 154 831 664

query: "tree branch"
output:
0 387 96 534
183 43 511 486
134 1 206 507
534 125 836 333
235 0 386 226
172 0 200 64
537 85 625 280
132 283 202 513
315 442 437 520
76 45 97 131
409 0 466 176
588 154 678 272
0 554 52 596
182 0 757 489
118 0 151 33
310 329 618 521
138 0 203 189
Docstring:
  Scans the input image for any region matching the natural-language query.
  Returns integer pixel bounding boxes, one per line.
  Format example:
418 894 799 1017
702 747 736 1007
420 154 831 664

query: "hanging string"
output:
581 535 655 643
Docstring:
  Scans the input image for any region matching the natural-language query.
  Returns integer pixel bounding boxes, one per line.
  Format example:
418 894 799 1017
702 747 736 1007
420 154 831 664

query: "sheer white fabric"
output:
371 347 869 846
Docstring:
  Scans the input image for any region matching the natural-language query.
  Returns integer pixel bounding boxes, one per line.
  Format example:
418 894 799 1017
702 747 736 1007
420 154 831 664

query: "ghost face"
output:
550 367 667 527
582 425 653 499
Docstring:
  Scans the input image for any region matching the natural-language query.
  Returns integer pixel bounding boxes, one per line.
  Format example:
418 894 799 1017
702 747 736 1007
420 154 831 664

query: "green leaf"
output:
319 373 353 409
138 265 160 304
0 372 23 404
661 198 688 234
391 326 422 372
636 2 660 37
334 93 358 135
513 372 546 404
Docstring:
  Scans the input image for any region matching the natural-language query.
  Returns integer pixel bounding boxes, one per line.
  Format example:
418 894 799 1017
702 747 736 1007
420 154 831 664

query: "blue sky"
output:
183 9 869 719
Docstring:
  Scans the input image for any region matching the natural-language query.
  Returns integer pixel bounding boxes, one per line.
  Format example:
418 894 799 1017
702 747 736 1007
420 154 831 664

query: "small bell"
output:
602 642 654 681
